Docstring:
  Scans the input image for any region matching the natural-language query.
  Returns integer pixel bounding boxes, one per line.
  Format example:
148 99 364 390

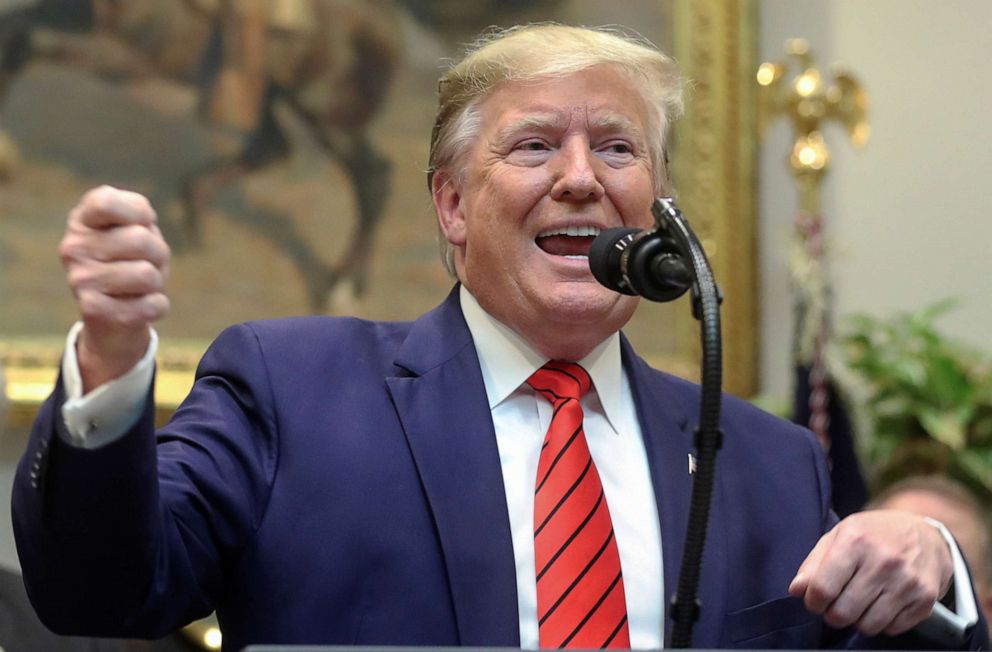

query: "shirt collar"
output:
459 285 626 433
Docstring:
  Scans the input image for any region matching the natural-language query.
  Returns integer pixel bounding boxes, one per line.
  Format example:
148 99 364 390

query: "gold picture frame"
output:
1 0 758 435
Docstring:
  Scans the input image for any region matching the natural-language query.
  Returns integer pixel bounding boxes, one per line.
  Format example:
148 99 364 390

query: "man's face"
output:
434 65 657 358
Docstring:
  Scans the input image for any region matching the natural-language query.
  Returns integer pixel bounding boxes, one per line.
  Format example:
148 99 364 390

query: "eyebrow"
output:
590 114 645 139
494 112 646 147
493 114 563 144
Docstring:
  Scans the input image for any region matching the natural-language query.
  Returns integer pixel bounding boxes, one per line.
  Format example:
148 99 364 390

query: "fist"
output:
59 186 171 388
789 510 952 637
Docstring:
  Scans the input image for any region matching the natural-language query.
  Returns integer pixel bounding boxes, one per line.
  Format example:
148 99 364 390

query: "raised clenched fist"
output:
59 185 171 391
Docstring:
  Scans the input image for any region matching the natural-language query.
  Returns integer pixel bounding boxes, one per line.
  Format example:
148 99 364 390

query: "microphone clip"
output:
589 197 719 306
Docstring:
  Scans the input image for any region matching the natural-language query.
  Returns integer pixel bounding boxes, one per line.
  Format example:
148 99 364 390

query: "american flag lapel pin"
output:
687 453 697 475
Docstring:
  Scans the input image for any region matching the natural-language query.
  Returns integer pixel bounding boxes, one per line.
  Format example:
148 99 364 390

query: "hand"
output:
59 185 171 391
789 510 952 637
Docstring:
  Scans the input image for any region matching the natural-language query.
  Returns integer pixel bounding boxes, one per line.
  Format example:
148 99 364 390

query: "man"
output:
12 24 987 650
875 475 992 634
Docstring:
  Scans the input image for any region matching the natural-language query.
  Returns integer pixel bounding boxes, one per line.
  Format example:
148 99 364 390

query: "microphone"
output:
589 226 692 302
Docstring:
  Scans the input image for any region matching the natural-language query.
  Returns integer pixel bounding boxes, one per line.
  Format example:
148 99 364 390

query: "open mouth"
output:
535 225 601 259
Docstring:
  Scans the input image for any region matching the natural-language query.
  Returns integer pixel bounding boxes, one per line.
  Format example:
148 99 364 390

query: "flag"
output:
790 212 868 517
792 364 868 517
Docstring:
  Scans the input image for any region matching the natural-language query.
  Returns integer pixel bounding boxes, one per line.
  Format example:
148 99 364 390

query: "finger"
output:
148 224 172 280
72 185 158 230
853 588 931 637
77 289 170 331
69 260 167 298
821 571 883 629
61 223 170 268
795 530 861 615
817 524 905 628
870 563 941 636
882 600 935 637
851 591 898 637
790 528 835 596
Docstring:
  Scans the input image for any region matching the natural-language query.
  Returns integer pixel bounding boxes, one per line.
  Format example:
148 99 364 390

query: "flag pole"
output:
758 39 871 514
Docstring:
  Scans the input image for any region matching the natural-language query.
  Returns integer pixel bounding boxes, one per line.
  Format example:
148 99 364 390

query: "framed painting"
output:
0 0 757 432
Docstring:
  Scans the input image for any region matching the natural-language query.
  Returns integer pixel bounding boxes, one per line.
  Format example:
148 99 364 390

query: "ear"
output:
432 169 467 247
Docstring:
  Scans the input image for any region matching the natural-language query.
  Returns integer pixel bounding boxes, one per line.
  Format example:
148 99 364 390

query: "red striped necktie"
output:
528 361 631 649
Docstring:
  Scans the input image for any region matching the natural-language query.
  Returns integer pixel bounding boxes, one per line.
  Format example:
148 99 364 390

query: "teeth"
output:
538 225 602 238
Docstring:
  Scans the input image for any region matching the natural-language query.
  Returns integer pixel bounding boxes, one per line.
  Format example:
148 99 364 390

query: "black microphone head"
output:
589 227 641 295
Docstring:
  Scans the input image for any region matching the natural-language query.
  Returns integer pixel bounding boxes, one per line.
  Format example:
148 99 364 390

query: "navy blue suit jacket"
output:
12 288 987 650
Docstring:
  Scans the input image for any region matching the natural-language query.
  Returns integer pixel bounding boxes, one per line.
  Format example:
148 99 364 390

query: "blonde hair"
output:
427 24 685 276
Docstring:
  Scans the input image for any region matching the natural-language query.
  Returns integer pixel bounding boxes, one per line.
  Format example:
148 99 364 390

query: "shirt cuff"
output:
914 516 979 645
60 322 158 449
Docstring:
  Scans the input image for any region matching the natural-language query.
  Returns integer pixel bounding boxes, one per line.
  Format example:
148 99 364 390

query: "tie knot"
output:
526 361 592 403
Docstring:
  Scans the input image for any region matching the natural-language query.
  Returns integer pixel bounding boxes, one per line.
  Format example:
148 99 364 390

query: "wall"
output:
758 0 992 399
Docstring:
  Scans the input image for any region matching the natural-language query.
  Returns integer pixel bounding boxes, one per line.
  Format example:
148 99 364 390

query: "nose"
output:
550 139 604 201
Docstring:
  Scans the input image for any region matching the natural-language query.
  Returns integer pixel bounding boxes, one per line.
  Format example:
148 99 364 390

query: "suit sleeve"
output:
11 323 279 639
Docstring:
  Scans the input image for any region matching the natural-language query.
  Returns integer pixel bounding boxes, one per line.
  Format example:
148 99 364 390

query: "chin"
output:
529 289 638 361
543 283 638 327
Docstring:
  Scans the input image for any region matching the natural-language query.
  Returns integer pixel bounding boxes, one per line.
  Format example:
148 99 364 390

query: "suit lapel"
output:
623 340 728 647
386 289 520 646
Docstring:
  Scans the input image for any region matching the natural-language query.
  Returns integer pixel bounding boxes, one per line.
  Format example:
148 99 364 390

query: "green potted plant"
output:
838 300 992 503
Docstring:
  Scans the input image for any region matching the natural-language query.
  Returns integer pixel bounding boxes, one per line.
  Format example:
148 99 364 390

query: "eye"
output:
505 138 554 166
515 140 551 152
596 140 636 165
600 141 633 155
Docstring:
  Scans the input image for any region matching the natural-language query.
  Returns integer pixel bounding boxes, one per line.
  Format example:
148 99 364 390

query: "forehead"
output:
883 491 980 532
475 66 650 135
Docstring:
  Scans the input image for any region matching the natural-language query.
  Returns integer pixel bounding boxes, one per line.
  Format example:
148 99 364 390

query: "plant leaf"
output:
918 408 967 450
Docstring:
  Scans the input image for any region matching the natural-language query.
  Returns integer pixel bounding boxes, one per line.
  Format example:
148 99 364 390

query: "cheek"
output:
472 179 549 239
490 166 554 204
608 174 656 228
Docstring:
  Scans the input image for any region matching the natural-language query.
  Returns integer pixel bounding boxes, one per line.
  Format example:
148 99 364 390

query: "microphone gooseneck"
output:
589 198 724 648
